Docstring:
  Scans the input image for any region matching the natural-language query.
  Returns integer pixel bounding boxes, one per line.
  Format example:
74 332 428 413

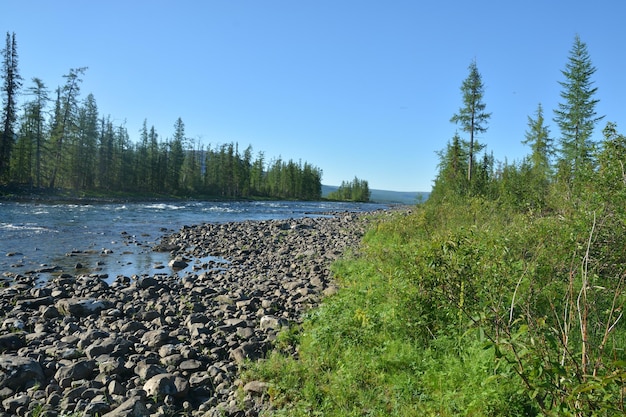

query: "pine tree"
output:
554 35 604 183
450 60 490 182
1 32 22 180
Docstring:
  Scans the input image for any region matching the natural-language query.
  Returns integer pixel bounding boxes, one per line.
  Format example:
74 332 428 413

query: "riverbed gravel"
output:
0 210 384 416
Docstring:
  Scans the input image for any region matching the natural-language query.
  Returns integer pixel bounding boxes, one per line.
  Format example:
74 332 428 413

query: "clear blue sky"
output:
4 1 626 192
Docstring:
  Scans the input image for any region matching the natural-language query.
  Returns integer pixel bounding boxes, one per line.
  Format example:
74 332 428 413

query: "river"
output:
0 200 386 282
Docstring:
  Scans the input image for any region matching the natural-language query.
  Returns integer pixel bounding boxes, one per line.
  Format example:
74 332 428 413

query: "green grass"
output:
245 197 626 416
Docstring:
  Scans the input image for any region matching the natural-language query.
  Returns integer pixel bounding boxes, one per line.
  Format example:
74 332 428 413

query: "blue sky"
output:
4 1 626 192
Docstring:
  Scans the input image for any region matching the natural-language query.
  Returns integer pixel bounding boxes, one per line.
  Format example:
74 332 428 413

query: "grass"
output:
245 196 626 416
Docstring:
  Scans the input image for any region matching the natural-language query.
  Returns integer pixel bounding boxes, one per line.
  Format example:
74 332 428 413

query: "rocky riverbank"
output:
0 210 385 416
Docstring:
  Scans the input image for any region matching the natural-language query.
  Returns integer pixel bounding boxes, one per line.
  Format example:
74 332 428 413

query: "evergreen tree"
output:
167 117 186 192
26 78 49 188
327 177 370 202
431 132 468 199
523 103 553 177
71 93 98 189
48 67 87 188
1 32 22 180
554 35 604 183
250 151 265 196
136 119 150 191
450 60 490 182
96 116 115 189
148 125 161 191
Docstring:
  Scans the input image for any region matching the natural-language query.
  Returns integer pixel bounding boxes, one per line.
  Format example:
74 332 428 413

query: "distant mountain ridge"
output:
322 185 429 205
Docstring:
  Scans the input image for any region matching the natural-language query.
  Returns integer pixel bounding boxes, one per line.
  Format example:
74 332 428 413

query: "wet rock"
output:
168 259 188 269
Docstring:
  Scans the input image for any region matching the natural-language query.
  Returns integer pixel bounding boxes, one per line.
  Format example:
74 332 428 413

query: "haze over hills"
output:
322 185 428 205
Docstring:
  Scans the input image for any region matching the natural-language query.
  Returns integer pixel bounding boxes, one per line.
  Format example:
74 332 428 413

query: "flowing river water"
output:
0 200 386 282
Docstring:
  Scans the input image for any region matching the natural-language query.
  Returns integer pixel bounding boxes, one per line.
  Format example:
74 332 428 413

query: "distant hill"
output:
322 185 429 205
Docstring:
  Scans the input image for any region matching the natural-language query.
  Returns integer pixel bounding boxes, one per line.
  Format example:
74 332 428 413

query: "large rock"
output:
56 298 113 317
141 329 171 348
259 315 288 330
102 396 150 417
0 333 25 352
143 373 189 399
0 355 45 391
54 359 96 384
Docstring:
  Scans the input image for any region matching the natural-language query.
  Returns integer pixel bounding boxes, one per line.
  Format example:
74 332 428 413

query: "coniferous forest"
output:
244 35 626 416
0 33 323 200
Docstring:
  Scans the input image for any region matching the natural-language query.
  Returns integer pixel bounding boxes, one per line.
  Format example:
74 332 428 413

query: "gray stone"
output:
179 359 204 372
56 298 113 317
0 333 25 351
101 396 150 417
84 399 112 416
168 259 188 269
243 380 269 395
143 373 189 399
259 315 288 330
140 329 170 348
134 360 167 380
54 359 95 383
230 342 263 364
85 337 118 359
1 393 29 414
98 356 124 375
0 355 44 391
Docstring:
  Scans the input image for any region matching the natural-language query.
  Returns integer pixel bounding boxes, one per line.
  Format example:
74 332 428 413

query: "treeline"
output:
326 176 370 202
0 33 322 200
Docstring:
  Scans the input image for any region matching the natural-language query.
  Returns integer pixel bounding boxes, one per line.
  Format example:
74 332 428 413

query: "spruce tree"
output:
523 103 553 179
554 35 604 182
450 60 491 182
1 32 22 180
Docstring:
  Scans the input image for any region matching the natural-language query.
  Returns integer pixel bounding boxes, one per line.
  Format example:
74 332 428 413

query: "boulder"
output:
0 355 45 391
54 359 95 384
102 396 150 417
143 373 189 399
56 298 112 317
0 333 25 352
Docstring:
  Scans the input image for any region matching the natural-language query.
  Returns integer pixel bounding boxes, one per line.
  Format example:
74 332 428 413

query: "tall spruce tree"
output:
554 35 604 182
1 32 22 180
450 60 490 182
27 78 49 188
48 67 87 188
